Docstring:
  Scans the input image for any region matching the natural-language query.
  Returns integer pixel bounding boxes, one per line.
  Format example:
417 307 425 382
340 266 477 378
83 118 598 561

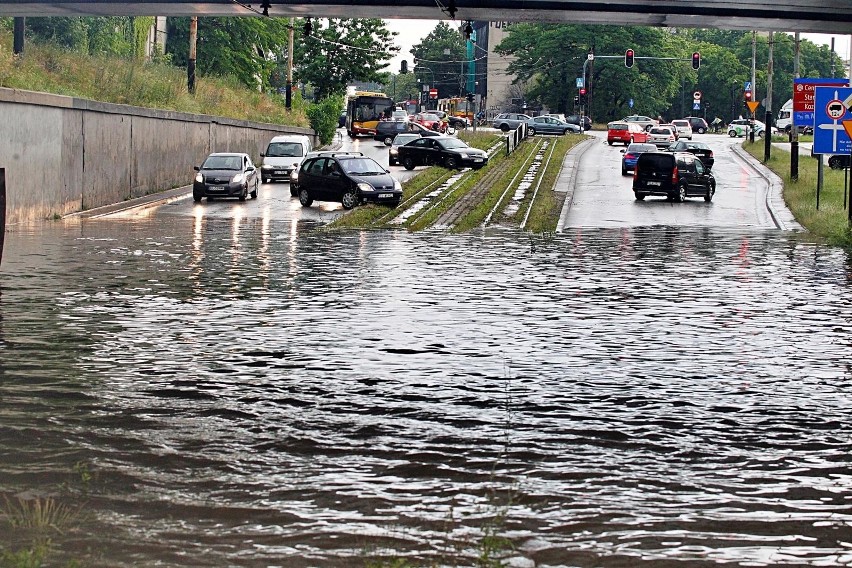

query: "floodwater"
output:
1 216 851 567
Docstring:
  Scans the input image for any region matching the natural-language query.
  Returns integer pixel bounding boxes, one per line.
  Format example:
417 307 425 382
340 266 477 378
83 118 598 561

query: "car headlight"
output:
390 148 398 155
261 164 273 170
394 179 402 191
356 182 373 192
195 173 203 183
231 173 245 184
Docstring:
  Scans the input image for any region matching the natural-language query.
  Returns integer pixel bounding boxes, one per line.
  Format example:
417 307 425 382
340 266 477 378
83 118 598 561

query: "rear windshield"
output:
627 144 658 153
637 153 674 171
609 123 628 130
650 127 672 135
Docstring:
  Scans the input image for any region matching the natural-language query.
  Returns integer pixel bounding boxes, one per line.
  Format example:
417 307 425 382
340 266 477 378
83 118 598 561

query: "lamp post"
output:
415 66 435 111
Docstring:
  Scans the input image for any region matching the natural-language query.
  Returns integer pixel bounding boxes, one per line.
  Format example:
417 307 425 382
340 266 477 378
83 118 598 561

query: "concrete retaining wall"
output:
0 87 315 224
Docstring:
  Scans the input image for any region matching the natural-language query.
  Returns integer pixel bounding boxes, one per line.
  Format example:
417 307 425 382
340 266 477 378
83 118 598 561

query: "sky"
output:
381 20 851 74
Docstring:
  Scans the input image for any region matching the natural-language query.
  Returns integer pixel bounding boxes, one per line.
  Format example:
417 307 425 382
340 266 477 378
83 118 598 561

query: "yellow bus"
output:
437 97 475 123
345 91 395 138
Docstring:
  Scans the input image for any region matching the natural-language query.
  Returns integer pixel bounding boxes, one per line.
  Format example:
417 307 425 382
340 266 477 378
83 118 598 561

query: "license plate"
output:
378 193 393 199
209 186 225 191
473 158 483 162
274 170 286 175
647 181 661 186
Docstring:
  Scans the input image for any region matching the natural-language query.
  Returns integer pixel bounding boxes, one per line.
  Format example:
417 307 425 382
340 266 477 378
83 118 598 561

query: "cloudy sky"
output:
381 20 851 75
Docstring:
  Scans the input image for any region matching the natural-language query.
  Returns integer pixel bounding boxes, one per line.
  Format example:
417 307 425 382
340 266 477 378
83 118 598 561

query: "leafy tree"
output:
294 18 397 100
410 22 466 99
21 16 143 56
166 16 292 90
307 94 345 145
380 71 419 104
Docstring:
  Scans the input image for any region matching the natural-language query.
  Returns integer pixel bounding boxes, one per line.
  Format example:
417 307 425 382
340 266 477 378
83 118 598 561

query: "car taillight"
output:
633 164 639 180
672 168 679 185
708 151 714 158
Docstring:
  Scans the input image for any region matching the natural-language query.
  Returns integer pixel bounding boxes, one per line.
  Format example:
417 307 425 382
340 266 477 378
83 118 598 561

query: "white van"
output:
776 99 794 133
260 135 313 183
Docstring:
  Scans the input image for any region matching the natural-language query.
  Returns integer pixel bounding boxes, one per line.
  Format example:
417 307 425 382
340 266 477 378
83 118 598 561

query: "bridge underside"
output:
0 0 850 35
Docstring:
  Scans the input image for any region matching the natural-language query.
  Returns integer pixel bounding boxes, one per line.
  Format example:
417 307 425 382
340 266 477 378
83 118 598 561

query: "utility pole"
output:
791 32 800 180
188 16 197 95
286 18 293 109
764 31 773 162
750 31 756 143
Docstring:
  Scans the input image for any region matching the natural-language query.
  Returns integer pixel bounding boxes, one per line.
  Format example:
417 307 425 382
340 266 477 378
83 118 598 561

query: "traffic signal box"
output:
579 88 587 104
625 49 634 68
692 52 701 70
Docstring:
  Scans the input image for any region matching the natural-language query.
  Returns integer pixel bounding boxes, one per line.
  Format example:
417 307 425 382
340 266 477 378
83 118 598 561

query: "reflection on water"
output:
1 218 851 567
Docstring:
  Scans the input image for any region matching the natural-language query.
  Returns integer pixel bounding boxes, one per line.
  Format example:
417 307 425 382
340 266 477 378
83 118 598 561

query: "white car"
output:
728 119 778 138
260 134 313 184
671 119 693 140
648 126 677 147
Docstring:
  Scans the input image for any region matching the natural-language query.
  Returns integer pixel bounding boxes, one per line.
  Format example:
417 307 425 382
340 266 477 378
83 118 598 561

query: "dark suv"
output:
682 116 709 134
565 114 592 131
632 152 716 202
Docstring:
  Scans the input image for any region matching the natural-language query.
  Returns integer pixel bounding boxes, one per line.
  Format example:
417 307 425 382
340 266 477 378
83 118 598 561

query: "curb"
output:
68 185 193 219
555 136 597 232
731 143 803 232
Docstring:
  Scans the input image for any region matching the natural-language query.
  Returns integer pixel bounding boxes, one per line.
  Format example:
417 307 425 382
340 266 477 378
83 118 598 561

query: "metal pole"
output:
791 32 800 180
13 17 24 56
764 31 773 162
0 169 5 267
750 31 756 144
817 158 823 210
188 17 197 95
285 18 293 109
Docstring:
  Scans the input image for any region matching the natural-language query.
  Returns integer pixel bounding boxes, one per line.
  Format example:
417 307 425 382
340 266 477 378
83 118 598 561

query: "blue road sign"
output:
629 98 634 108
693 101 701 110
744 81 752 91
576 77 584 89
813 86 852 155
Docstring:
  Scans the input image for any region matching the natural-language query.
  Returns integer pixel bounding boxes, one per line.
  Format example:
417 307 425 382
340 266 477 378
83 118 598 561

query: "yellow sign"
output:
844 120 852 140
746 101 760 114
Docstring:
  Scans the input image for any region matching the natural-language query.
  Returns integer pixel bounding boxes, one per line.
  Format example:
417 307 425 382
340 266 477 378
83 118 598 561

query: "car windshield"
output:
439 139 469 150
202 155 242 170
340 158 385 176
393 134 420 145
609 123 628 130
265 142 303 158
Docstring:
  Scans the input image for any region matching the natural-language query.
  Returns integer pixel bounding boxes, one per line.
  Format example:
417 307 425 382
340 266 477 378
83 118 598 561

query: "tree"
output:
294 18 397 100
410 22 466 99
166 16 292 90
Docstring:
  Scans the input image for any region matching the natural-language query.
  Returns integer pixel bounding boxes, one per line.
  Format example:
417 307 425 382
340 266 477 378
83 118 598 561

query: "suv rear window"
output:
637 153 674 172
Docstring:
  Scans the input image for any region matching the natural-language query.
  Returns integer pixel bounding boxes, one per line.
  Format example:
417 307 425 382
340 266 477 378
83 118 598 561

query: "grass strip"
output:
518 135 584 233
742 140 852 247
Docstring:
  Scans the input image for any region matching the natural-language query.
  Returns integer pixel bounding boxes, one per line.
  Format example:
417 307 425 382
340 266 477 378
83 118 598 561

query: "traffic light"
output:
692 51 700 70
744 89 752 102
625 49 634 68
466 92 474 103
579 88 587 104
574 95 580 106
400 59 408 74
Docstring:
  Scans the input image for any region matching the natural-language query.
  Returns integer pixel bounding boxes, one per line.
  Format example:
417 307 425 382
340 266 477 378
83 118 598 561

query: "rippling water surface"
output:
1 217 851 567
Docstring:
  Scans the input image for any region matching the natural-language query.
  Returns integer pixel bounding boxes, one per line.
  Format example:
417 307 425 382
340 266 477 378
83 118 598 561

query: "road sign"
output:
693 91 702 100
576 77 584 88
813 86 852 155
629 98 634 108
693 101 701 110
744 81 752 91
429 88 438 99
793 78 849 127
746 101 759 114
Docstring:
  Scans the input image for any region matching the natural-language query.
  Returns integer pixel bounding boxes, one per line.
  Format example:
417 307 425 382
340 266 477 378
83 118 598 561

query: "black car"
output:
682 116 709 134
389 133 421 166
632 151 716 202
665 140 715 170
192 152 259 202
374 121 440 145
397 136 488 170
292 152 402 209
565 114 592 131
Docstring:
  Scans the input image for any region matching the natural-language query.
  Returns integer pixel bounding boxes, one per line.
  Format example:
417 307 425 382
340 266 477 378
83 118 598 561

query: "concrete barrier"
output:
0 87 315 224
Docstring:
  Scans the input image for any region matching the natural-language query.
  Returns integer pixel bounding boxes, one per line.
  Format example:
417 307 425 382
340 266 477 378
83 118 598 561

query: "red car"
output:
607 122 632 145
414 112 445 133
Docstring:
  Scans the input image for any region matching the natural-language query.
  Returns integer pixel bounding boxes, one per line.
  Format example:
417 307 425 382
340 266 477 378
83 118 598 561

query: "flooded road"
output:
1 215 851 567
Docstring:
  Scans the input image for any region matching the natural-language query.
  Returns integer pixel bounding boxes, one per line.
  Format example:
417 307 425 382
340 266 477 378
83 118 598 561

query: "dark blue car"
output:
621 143 657 175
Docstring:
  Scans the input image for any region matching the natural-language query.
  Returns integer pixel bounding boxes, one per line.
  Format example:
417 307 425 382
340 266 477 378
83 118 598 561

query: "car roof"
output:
304 151 364 159
208 152 246 157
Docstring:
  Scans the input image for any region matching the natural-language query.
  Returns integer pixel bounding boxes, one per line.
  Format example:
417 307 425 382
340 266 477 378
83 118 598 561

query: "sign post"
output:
813 86 852 216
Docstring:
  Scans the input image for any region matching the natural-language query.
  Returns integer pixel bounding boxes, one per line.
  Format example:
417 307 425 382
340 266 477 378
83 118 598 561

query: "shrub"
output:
307 94 344 146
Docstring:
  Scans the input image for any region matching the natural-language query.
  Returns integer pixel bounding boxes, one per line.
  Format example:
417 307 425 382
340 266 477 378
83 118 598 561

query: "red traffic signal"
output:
692 51 701 70
625 49 635 68
744 90 752 101
579 88 586 95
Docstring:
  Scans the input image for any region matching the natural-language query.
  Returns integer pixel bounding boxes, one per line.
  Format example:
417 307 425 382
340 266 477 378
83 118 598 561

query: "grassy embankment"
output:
0 28 308 128
331 132 585 233
743 139 852 247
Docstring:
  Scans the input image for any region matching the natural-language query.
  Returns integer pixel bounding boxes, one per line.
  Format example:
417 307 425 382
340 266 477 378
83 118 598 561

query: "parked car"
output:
648 125 677 147
526 115 580 135
620 143 658 175
260 134 312 183
607 121 632 145
665 140 715 170
374 120 413 144
391 109 410 122
544 113 567 123
565 114 592 131
397 135 488 170
292 151 402 209
622 115 659 131
682 116 708 134
193 152 259 202
413 112 445 132
670 119 693 140
632 151 716 202
493 113 533 132
388 133 421 166
728 118 776 138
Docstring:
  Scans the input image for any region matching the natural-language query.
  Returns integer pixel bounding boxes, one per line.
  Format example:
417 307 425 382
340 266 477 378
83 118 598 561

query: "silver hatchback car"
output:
492 112 533 132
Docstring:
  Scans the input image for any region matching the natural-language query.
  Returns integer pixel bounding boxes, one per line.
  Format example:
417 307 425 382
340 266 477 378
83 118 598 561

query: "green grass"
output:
518 134 584 233
0 28 308 128
743 140 852 247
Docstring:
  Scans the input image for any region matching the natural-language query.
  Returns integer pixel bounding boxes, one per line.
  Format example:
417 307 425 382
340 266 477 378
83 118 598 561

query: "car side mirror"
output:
194 166 200 171
620 149 626 154
260 152 265 157
385 169 390 174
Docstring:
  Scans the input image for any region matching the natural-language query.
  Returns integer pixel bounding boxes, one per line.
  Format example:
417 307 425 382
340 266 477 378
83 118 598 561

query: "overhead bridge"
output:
0 0 850 35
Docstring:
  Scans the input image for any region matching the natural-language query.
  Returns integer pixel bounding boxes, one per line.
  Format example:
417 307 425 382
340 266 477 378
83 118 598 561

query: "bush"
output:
307 95 344 146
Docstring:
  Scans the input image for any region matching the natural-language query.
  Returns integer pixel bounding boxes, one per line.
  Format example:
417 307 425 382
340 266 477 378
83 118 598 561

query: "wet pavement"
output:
1 209 852 566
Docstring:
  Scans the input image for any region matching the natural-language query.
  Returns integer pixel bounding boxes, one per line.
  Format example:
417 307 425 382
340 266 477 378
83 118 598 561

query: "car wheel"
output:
341 188 359 210
757 130 765 139
645 125 652 132
239 184 247 202
621 166 628 176
529 127 537 136
402 156 416 170
677 183 686 202
697 127 706 134
250 180 259 199
634 193 645 201
290 186 298 197
445 155 459 169
298 189 313 207
500 124 509 132
384 136 393 145
193 192 202 203
262 176 269 184
608 141 613 146
728 130 737 138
